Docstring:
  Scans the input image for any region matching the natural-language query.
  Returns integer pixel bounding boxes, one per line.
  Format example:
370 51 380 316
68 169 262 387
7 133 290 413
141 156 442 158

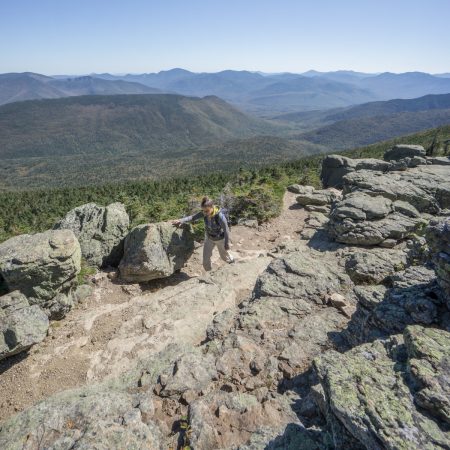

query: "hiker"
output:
172 196 234 271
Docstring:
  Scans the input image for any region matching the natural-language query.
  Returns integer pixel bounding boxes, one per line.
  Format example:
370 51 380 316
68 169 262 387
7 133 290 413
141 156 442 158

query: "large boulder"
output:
328 192 425 246
429 156 450 166
0 230 81 318
321 154 392 189
426 217 450 305
314 325 450 450
296 188 342 207
287 184 315 195
0 291 49 361
343 165 450 213
54 202 129 268
384 144 426 161
119 222 195 282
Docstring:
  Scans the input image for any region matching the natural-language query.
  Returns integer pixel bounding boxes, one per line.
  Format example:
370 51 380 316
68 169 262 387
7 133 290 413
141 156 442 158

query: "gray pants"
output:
203 235 233 271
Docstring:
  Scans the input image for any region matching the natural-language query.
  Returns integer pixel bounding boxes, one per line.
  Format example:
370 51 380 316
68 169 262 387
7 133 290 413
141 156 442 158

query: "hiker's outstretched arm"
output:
219 213 231 249
179 211 203 224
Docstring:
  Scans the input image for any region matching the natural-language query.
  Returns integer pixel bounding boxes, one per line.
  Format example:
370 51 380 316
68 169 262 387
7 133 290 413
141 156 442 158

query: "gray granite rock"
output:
346 265 443 345
343 166 450 213
119 222 195 282
314 325 450 450
426 217 450 305
384 144 426 161
0 291 49 361
287 184 315 195
0 230 81 319
296 188 342 207
344 248 407 284
55 202 129 267
328 192 425 246
321 154 392 189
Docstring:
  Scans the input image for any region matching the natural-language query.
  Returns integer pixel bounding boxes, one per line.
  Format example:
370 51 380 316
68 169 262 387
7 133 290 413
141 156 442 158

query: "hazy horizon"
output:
1 0 449 75
4 68 450 78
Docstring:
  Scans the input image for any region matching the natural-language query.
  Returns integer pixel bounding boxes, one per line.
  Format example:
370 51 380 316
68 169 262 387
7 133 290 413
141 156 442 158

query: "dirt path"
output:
0 191 307 422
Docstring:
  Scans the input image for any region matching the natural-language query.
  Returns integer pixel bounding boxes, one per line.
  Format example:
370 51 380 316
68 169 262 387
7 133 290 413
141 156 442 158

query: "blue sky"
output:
1 0 449 75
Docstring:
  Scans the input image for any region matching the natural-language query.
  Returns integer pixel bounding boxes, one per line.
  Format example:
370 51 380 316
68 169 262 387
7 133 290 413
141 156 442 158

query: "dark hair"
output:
201 196 214 208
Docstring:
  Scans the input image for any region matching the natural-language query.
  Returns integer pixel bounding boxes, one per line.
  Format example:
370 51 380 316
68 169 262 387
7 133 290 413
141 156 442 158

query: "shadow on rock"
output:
334 265 447 348
288 203 305 211
263 423 332 450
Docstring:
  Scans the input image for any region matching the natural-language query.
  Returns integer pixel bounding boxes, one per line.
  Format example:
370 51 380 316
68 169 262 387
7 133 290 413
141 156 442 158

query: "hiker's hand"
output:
171 219 181 226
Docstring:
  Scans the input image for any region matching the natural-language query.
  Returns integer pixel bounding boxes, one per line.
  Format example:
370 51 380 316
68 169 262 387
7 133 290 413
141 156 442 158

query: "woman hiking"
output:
172 196 234 272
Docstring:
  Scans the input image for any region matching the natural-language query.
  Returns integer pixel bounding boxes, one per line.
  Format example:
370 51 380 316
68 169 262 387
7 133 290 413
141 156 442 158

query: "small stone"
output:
107 271 118 280
328 293 348 309
181 390 197 405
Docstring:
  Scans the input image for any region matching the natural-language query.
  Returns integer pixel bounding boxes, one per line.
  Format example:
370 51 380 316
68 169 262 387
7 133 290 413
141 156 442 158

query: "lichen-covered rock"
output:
314 326 450 450
239 423 330 450
156 349 217 398
389 155 427 171
287 184 315 195
206 308 235 341
119 222 195 282
369 266 440 334
254 250 353 304
300 211 329 240
0 384 163 450
54 202 129 267
328 192 424 246
0 342 193 449
343 166 450 213
426 217 450 305
296 188 342 207
384 144 426 161
189 391 301 450
321 154 392 189
0 230 81 318
405 326 450 425
223 249 356 380
345 266 444 345
0 291 49 361
344 248 407 284
429 156 450 166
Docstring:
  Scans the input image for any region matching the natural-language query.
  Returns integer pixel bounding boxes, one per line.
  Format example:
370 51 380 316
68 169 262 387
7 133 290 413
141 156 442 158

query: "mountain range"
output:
288 93 450 148
275 93 450 126
0 72 161 106
0 94 315 190
2 69 450 115
1 91 449 190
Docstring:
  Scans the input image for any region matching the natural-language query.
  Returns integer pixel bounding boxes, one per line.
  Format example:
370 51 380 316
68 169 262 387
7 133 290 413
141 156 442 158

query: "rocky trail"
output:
1 144 450 449
0 191 306 423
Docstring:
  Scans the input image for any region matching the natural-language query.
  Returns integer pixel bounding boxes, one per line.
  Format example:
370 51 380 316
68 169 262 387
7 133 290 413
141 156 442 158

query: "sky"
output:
0 0 449 75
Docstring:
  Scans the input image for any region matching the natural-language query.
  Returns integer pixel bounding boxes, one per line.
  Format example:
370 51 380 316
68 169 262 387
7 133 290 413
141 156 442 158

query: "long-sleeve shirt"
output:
180 209 230 248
